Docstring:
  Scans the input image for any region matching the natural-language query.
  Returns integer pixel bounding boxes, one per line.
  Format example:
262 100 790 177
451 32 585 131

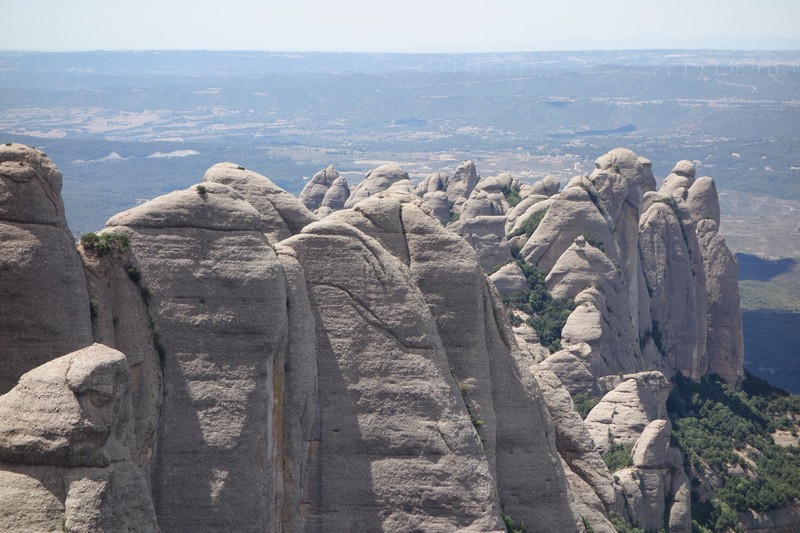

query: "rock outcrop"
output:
299 164 339 211
0 143 93 395
0 344 158 532
106 181 288 531
0 146 748 532
343 163 408 209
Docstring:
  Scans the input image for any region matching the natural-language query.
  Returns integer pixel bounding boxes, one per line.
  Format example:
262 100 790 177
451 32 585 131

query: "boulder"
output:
445 160 480 212
489 261 528 295
449 215 512 272
539 348 598 396
460 188 508 218
631 419 671 468
420 190 451 224
528 175 561 197
0 344 158 532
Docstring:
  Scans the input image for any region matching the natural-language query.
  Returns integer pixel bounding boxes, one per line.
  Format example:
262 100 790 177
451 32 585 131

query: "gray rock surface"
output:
528 175 561 197
204 162 316 243
446 160 480 213
107 182 288 532
631 419 671 468
0 143 93 395
421 189 451 224
519 182 619 272
548 237 642 378
344 163 409 209
696 218 744 382
320 175 350 210
449 215 512 272
80 245 162 478
584 371 671 452
299 164 339 211
489 261 528 294
0 344 158 532
281 219 505 532
532 368 621 515
639 200 707 378
317 198 580 530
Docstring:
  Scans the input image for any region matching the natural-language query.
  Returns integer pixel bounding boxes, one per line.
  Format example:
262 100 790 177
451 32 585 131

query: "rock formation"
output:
0 144 93 395
0 144 748 532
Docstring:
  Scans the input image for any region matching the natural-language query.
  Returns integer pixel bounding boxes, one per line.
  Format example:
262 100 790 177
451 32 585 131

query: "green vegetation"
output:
196 184 207 195
572 393 600 419
126 266 141 284
601 436 634 472
691 498 744 533
508 208 548 239
739 279 800 312
499 182 523 207
654 196 678 210
668 372 800 528
578 182 608 218
80 232 129 256
608 513 645 533
153 333 166 370
502 512 526 533
501 260 575 353
581 232 604 253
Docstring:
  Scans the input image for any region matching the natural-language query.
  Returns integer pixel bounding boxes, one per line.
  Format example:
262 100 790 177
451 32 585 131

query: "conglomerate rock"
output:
0 143 93 395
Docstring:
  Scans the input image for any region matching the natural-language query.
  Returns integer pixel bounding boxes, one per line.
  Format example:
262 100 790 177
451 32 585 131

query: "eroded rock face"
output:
299 164 339 211
639 201 705 378
445 160 480 213
548 237 642 379
344 163 409 209
0 146 749 531
489 261 528 294
280 219 504 532
0 143 93 395
204 162 317 243
314 198 580 531
321 176 350 211
449 215 512 272
107 182 288 532
520 182 619 273
532 368 621 516
584 371 671 452
0 344 158 532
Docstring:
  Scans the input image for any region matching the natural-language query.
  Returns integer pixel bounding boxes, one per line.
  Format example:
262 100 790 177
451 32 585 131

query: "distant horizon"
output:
2 0 798 54
3 47 800 55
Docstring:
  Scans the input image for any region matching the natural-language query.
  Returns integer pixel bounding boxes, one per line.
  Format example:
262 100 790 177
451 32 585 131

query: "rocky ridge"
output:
0 143 746 531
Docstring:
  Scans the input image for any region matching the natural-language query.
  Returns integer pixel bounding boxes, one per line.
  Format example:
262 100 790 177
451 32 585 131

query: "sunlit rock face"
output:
0 147 747 532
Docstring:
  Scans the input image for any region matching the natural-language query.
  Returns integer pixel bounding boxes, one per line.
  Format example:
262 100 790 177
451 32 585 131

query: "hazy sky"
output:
3 0 799 52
